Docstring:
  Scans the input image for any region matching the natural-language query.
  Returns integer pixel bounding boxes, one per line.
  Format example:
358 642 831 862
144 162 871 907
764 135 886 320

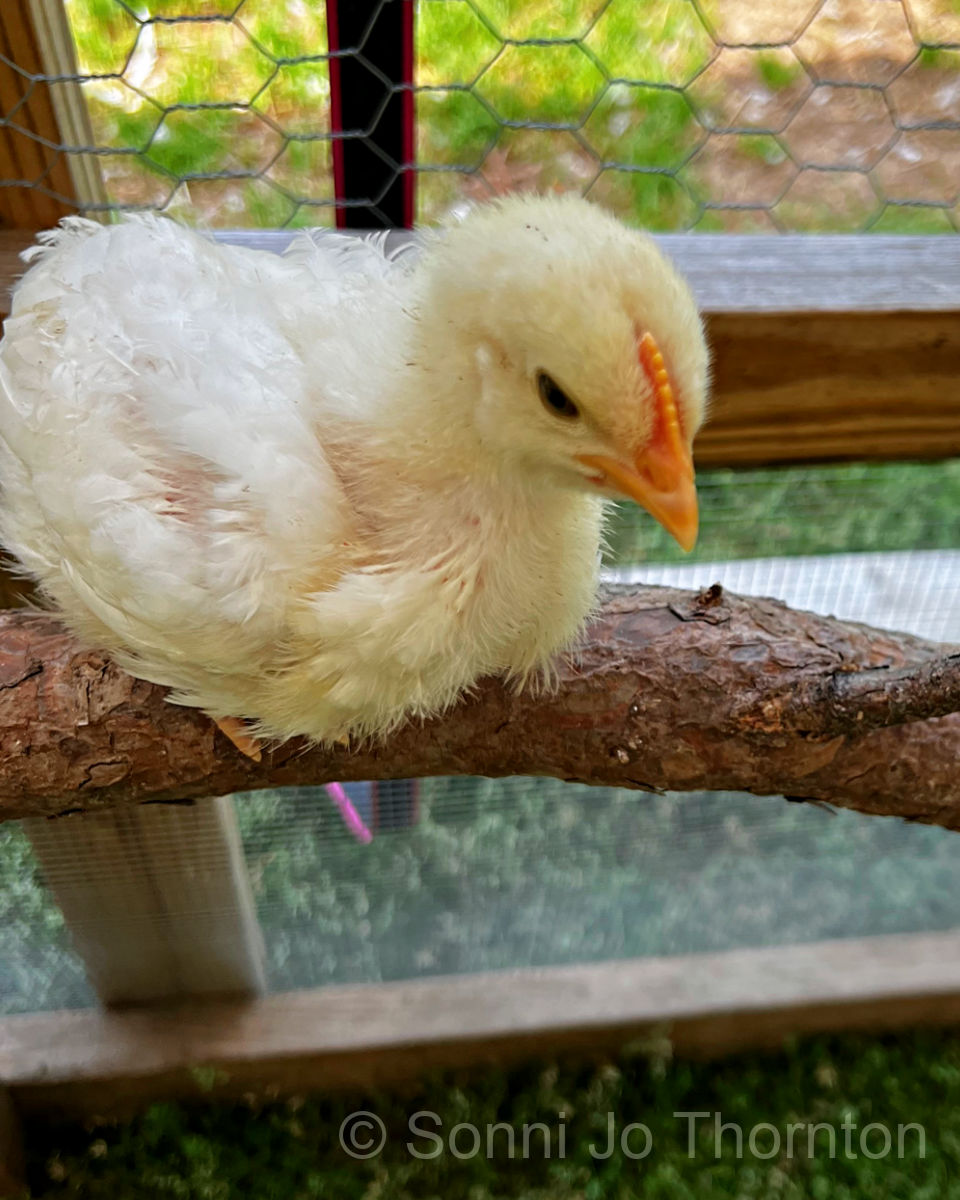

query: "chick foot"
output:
214 716 263 763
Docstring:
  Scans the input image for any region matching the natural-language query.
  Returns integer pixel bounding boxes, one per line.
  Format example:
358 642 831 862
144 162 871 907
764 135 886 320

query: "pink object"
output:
325 781 373 844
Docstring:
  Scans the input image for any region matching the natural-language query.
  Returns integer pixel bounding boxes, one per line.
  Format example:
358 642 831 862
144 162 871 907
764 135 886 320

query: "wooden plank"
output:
24 797 266 1005
0 0 77 228
659 233 960 314
5 227 960 316
5 229 960 316
3 231 960 466
697 310 960 467
218 230 960 314
0 231 31 315
0 1089 24 1199
3 930 960 1118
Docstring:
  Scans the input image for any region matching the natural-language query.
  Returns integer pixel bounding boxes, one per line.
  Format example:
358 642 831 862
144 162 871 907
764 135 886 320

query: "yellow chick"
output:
0 195 708 751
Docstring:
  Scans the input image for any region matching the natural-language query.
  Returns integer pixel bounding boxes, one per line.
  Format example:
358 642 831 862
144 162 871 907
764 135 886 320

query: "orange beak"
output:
577 332 699 552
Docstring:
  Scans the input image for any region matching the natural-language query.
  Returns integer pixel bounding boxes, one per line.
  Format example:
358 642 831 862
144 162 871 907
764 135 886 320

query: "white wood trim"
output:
24 797 266 1005
213 230 960 314
26 0 109 216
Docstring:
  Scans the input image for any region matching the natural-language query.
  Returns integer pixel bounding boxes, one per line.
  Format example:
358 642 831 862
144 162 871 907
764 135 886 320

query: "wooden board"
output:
0 232 31 303
0 1 77 228
6 231 960 317
216 230 960 315
2 231 959 468
658 233 960 314
4 930 960 1118
698 310 960 467
24 798 266 1005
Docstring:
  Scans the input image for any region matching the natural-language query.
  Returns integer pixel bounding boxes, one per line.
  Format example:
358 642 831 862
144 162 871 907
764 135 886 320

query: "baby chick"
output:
0 195 708 749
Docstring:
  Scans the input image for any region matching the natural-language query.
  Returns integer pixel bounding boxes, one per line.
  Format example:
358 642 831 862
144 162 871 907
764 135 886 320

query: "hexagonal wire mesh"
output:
1 0 959 231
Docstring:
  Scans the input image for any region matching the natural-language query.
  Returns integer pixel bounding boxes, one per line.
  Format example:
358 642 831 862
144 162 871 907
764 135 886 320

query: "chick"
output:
0 195 708 748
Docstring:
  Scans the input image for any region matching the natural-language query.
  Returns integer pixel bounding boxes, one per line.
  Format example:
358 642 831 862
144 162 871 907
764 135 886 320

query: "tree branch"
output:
757 653 960 738
1 584 959 830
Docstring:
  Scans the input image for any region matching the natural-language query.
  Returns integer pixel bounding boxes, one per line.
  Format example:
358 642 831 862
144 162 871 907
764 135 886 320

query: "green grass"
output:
756 51 804 90
22 1028 960 1198
604 460 960 566
869 206 959 235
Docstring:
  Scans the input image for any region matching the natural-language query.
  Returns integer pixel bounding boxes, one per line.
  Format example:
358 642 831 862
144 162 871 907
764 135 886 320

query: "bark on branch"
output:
1 584 959 830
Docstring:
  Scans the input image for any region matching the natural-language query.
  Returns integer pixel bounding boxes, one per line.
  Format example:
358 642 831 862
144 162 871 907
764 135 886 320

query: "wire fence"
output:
1 0 960 230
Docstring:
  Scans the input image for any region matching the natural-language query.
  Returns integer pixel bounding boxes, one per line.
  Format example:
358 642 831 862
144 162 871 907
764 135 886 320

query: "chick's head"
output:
419 194 709 550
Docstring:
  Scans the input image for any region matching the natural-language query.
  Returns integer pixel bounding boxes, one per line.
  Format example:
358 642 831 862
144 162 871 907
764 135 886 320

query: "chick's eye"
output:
537 371 580 420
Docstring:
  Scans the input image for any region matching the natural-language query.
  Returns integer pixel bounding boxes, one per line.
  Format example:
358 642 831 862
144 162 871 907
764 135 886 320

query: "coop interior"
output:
1 1 960 1196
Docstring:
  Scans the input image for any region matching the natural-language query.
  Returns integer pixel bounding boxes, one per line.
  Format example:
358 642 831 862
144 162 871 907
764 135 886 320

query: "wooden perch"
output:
0 586 958 829
762 652 960 738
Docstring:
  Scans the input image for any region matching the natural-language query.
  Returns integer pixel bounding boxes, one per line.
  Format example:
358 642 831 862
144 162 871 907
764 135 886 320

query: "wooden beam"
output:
7 231 960 317
0 1 79 228
212 230 960 312
3 930 960 1119
655 233 960 314
24 797 266 1005
0 231 30 298
0 1089 24 1199
698 310 960 467
2 232 959 467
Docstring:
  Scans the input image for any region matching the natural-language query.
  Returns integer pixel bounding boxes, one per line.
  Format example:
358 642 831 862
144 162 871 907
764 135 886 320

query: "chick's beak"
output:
577 333 699 552
580 446 698 552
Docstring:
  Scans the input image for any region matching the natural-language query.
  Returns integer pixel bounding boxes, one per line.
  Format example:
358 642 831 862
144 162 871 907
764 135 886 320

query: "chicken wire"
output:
1 0 960 230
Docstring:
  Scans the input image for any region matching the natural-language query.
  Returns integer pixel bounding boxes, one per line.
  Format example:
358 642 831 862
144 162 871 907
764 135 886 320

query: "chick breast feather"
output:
0 196 708 745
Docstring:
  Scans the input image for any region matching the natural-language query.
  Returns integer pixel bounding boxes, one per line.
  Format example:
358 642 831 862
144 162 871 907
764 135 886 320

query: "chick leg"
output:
214 716 263 763
214 722 369 841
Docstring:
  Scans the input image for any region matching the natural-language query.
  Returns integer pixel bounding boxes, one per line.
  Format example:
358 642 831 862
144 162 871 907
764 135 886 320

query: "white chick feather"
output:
0 195 708 746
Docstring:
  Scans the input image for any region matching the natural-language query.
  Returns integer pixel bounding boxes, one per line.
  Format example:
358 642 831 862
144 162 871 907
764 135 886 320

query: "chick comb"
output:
637 331 693 479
